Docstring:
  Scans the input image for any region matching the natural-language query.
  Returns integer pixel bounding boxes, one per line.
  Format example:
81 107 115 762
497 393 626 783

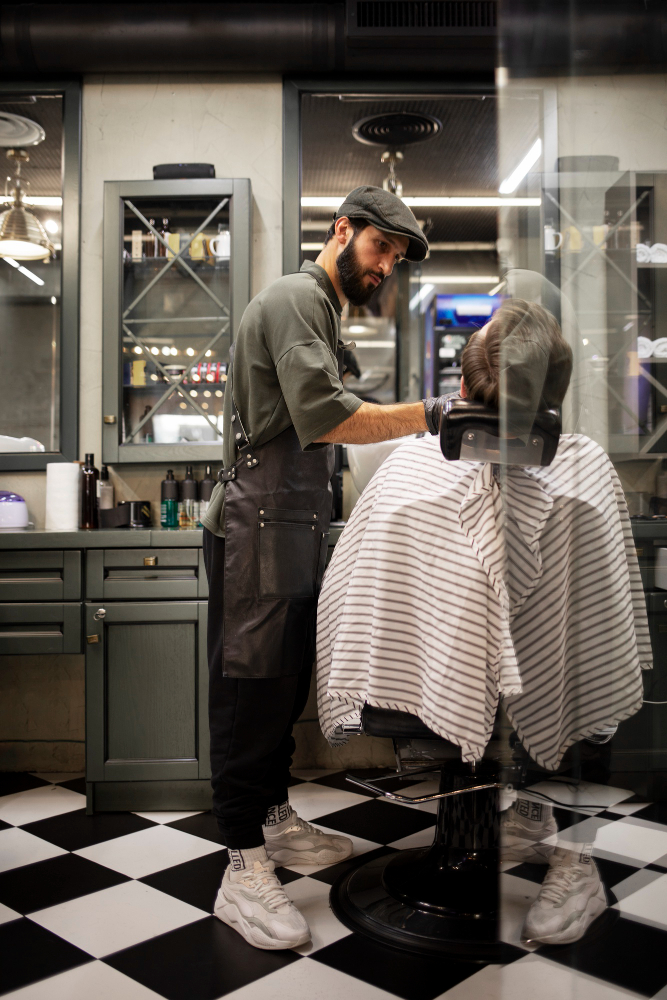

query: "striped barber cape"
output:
316 433 652 770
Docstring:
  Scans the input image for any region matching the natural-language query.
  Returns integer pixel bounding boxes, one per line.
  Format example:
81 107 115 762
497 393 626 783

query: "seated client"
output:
316 299 652 946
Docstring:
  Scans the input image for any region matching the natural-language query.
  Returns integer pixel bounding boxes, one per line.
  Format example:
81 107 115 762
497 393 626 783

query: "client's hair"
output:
461 299 572 409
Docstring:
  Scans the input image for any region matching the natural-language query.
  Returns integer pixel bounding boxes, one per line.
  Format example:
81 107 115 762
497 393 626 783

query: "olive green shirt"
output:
201 261 364 537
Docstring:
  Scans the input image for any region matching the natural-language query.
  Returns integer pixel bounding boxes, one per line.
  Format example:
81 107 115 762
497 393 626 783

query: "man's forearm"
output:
314 401 428 445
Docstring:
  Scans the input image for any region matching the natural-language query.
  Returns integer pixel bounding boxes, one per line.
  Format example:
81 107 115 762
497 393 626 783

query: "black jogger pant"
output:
203 527 312 849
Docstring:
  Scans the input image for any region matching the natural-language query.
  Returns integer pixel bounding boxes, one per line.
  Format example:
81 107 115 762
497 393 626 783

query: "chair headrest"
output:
439 399 561 467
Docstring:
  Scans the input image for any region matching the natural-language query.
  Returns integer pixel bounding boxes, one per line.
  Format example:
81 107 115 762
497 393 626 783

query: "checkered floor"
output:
1 770 667 999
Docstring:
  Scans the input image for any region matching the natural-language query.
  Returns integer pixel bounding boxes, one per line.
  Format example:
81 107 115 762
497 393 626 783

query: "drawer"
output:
86 548 207 600
0 550 81 602
0 603 81 654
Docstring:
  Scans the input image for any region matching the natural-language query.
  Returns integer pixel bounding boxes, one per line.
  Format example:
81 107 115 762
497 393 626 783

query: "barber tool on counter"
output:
0 490 30 530
81 454 100 529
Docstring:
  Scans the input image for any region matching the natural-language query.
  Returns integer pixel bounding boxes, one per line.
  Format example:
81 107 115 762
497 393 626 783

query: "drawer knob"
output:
104 415 117 424
144 556 158 566
93 608 106 620
87 634 100 644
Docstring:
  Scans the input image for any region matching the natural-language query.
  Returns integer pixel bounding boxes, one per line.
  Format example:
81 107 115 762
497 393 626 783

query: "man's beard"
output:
336 236 384 306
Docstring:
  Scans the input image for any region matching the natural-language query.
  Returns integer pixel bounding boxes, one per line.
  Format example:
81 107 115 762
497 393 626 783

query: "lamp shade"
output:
0 204 53 260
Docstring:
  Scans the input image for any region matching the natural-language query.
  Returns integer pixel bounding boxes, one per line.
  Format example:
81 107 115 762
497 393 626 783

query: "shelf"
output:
638 262 667 268
123 382 226 389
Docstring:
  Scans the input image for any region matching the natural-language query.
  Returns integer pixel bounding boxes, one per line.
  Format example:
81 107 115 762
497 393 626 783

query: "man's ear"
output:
334 216 353 246
460 376 467 398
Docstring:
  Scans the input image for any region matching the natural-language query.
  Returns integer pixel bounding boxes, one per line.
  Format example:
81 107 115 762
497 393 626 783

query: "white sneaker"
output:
522 848 607 945
501 802 557 864
264 810 353 866
213 859 310 950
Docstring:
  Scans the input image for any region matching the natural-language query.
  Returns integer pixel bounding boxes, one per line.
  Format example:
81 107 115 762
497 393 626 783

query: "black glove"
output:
423 391 460 435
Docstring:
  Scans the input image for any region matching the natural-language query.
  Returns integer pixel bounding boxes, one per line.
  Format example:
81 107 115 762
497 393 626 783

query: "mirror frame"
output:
0 79 80 471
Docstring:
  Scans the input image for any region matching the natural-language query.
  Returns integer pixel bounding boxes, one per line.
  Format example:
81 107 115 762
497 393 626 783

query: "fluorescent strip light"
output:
301 242 323 251
0 196 63 208
427 242 497 251
409 282 435 311
487 280 506 296
354 341 395 349
414 275 499 284
499 138 542 194
301 196 541 208
3 256 44 285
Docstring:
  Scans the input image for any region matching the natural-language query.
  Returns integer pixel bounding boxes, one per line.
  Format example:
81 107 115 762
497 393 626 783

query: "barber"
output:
201 185 449 951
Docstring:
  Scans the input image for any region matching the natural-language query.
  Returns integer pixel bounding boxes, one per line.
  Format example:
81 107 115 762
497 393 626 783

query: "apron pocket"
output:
258 514 319 600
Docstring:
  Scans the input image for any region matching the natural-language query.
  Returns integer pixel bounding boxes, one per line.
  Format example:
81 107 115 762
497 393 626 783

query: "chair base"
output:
330 848 502 961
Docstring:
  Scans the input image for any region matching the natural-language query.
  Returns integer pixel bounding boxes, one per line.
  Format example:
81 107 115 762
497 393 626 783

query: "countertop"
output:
0 522 347 549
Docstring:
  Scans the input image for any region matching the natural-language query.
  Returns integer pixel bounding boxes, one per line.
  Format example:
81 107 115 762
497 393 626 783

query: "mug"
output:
564 225 582 253
209 231 230 259
544 225 563 253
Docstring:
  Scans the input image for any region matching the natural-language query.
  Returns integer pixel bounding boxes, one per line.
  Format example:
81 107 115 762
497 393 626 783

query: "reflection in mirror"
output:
0 94 63 455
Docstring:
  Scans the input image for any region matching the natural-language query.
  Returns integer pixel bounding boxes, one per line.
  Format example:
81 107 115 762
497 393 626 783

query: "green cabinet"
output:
85 600 212 812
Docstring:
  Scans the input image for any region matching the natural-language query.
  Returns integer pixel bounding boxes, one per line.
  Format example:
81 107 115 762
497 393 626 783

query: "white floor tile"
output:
388 826 436 850
132 810 203 824
291 769 339 781
435 954 644 999
74 823 223 878
0 827 67 873
287 781 368 821
379 785 439 815
605 802 651 817
223 956 399 1000
524 779 635 811
613 872 667 930
0 784 86 826
29 880 208 959
281 826 381 875
543 816 613 852
589 817 667 865
0 900 21 925
283 875 351 954
499 873 542 952
2 959 165 999
29 772 85 785
609 866 664 902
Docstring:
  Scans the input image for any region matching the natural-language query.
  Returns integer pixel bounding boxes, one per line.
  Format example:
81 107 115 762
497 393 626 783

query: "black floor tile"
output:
141 850 229 912
646 861 667 873
105 915 301 1000
313 932 487 1000
0 853 130 914
0 772 50 797
0 818 12 831
538 915 667 997
0 918 92 994
312 798 435 844
503 862 547 884
21 808 157 851
274 866 307 885
166 811 225 845
287 775 305 787
553 806 598 830
595 857 642 892
632 801 667 825
309 845 397 885
59 776 86 794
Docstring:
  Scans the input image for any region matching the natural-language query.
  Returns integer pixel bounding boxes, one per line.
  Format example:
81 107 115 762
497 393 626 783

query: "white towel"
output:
638 336 653 359
636 243 652 263
653 338 667 358
45 462 81 531
651 243 667 263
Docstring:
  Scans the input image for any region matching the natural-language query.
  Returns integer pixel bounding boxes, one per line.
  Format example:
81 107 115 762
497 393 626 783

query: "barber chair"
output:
329 400 562 960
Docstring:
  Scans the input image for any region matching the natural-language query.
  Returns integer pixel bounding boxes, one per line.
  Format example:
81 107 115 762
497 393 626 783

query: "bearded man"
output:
201 185 448 949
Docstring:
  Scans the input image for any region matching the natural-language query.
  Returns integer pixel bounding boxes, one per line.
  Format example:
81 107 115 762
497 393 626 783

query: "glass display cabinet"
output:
102 179 250 463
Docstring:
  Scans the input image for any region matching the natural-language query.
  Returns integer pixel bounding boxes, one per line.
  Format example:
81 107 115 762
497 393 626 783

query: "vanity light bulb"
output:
192 373 200 382
44 219 59 234
179 402 187 409
202 402 209 410
204 390 211 397
207 374 214 381
150 373 158 381
151 346 159 355
205 350 212 357
50 295 57 305
133 345 142 354
186 347 195 356
162 346 171 356
190 390 198 397
215 390 223 397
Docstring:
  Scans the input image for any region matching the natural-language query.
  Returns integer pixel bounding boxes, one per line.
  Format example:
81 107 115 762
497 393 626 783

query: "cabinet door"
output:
85 602 210 782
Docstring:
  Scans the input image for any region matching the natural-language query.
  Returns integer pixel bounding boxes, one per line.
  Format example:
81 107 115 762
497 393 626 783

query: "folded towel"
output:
652 337 667 358
651 243 667 263
636 243 652 263
638 336 653 358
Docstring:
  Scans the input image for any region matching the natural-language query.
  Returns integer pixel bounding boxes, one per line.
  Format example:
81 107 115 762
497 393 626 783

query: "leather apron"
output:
219 343 339 678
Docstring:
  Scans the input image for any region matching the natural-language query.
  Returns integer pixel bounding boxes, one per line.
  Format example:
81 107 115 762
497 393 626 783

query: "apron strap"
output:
218 345 259 483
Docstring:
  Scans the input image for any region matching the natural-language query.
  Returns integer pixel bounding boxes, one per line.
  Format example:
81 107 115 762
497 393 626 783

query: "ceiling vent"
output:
347 1 497 35
352 112 442 147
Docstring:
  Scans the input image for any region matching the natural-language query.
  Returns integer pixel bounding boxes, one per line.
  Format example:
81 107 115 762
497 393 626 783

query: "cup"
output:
564 225 582 253
544 225 563 253
209 231 230 259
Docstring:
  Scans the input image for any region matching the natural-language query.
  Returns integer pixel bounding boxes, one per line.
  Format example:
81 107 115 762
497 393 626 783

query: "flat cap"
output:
335 185 428 262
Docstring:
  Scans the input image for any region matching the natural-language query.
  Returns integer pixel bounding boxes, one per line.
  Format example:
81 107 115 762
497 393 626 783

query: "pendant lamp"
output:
0 149 54 261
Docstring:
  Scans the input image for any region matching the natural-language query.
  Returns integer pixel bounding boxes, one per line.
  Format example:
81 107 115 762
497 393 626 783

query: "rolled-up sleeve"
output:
268 283 364 450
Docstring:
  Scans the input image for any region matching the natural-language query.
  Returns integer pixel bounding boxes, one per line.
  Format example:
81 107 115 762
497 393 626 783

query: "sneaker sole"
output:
214 899 310 950
265 846 352 866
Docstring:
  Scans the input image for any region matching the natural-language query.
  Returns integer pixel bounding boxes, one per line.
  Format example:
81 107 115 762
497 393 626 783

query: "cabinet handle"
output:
143 556 158 567
104 415 117 424
87 634 100 644
636 548 644 557
93 608 106 620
